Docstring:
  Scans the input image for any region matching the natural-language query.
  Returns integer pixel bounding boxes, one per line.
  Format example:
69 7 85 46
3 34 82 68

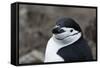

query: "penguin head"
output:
52 18 82 40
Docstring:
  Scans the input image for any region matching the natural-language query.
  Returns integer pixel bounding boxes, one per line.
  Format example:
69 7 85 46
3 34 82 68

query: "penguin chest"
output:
44 38 64 62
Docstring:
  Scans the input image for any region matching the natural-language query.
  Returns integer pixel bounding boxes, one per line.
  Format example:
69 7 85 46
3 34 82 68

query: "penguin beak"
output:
52 27 65 34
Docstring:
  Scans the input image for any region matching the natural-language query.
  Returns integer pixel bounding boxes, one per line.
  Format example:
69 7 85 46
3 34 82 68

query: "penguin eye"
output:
70 29 73 32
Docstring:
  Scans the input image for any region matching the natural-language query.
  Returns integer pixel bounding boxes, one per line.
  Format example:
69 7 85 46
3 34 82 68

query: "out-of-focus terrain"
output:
19 4 97 64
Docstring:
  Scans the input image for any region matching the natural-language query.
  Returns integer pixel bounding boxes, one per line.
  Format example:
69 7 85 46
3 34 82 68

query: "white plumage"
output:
44 27 81 62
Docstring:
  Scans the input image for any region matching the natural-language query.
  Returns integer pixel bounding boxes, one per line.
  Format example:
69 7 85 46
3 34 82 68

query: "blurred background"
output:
19 4 97 64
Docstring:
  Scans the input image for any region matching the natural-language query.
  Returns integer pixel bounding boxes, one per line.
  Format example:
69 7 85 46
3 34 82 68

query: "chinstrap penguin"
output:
44 18 93 62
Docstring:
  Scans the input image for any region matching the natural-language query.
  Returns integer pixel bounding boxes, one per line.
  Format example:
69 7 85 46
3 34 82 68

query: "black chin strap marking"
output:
56 32 79 40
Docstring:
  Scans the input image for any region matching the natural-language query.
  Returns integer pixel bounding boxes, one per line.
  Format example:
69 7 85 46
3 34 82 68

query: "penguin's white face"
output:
52 18 82 41
52 26 80 40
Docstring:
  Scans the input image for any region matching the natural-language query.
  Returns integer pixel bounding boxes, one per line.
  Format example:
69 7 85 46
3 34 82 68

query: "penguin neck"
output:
53 32 82 46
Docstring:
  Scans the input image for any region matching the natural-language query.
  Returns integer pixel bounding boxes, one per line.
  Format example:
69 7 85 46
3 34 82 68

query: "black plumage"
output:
57 36 93 62
56 18 82 32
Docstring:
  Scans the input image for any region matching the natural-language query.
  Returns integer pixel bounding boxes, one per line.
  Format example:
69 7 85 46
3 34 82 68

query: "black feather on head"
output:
56 17 82 32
